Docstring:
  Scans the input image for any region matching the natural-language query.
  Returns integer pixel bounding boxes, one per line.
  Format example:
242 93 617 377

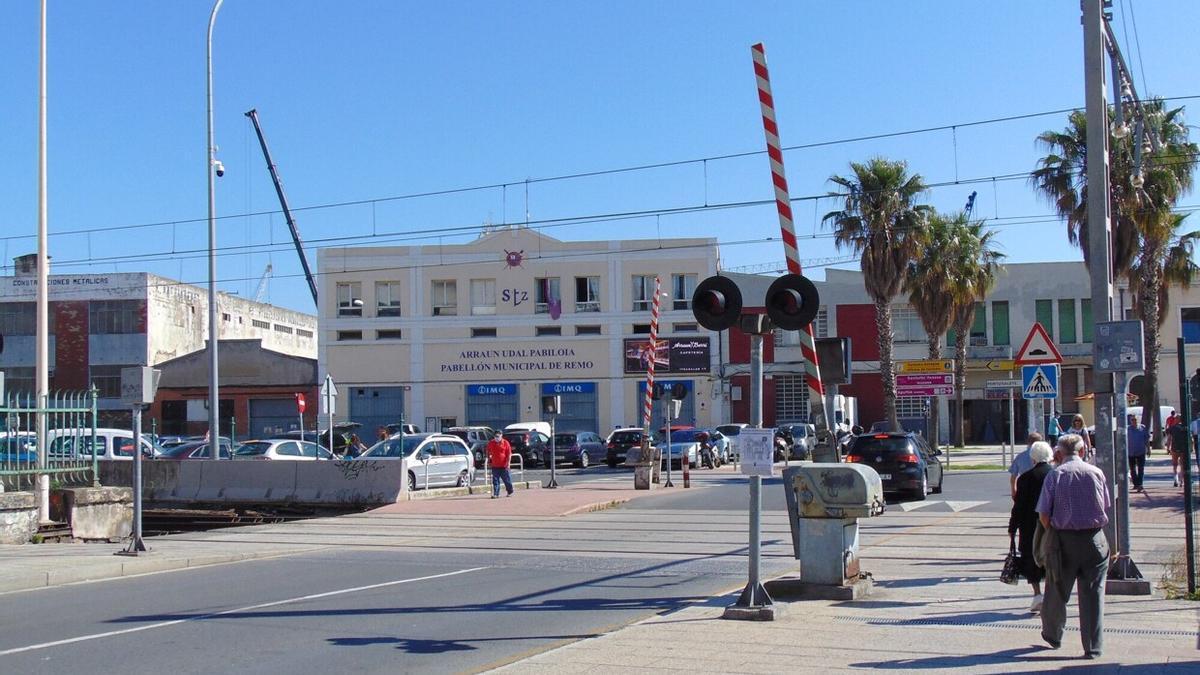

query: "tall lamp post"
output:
35 0 51 522
206 0 224 458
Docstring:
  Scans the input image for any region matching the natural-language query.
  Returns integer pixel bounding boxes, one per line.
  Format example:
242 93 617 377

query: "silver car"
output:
356 433 475 491
232 439 334 461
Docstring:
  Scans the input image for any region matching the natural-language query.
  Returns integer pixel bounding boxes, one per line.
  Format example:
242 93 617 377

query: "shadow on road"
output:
852 645 1080 670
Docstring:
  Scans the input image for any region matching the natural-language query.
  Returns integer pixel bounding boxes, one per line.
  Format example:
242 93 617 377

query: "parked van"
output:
504 421 552 437
1126 405 1173 429
44 428 157 461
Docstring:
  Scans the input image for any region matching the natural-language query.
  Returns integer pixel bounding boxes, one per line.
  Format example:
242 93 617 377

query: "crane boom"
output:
244 108 319 308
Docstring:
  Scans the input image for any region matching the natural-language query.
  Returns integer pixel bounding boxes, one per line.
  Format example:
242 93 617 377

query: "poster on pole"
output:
739 428 775 477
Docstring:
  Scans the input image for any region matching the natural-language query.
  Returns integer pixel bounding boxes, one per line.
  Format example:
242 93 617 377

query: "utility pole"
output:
35 0 50 523
1083 0 1117 554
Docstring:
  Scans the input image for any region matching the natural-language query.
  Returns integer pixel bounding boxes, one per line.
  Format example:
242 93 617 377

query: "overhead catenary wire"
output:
6 94 1200 245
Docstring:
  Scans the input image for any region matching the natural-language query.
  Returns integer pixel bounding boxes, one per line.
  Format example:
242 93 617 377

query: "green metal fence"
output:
0 389 98 492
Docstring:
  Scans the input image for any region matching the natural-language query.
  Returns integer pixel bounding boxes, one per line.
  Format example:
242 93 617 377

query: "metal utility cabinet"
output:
782 464 884 587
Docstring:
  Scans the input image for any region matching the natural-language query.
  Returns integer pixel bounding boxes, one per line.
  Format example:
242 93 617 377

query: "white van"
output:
504 421 552 437
45 428 157 461
1126 406 1173 429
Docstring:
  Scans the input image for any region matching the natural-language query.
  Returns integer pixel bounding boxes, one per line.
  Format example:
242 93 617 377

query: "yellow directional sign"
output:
966 359 1015 372
898 359 953 374
987 360 1014 371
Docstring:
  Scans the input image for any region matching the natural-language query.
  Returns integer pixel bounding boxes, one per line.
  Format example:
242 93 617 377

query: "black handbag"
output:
1001 533 1022 585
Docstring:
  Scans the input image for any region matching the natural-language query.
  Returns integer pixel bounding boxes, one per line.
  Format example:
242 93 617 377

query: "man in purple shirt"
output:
1036 433 1111 658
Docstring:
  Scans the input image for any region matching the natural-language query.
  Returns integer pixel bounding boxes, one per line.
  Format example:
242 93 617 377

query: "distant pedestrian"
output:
348 433 368 458
1166 409 1180 431
1009 432 1044 499
1009 441 1053 613
1166 418 1189 488
1126 415 1148 491
1036 433 1111 658
1067 415 1091 461
1047 413 1061 447
376 426 388 442
486 432 514 498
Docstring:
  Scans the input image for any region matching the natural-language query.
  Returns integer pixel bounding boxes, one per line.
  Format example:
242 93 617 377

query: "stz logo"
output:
500 289 528 307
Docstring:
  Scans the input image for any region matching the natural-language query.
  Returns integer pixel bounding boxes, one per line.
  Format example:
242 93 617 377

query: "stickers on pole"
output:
739 428 775 477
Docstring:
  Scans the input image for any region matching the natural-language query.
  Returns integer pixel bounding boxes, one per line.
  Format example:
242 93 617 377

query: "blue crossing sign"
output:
1021 364 1058 400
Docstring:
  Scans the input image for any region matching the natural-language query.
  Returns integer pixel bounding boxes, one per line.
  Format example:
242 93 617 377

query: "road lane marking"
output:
0 566 488 657
896 500 939 511
945 500 989 512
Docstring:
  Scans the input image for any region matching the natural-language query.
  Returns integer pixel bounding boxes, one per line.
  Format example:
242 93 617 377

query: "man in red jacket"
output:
486 432 514 498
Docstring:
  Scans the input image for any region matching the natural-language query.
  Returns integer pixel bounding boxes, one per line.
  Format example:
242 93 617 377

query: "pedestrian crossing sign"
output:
1021 364 1058 400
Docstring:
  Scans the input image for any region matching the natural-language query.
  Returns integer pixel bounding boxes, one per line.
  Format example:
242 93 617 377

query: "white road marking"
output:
896 500 940 511
946 501 990 512
0 566 488 657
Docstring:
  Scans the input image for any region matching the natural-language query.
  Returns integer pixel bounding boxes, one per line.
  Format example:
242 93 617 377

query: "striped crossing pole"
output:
750 42 830 438
642 276 663 431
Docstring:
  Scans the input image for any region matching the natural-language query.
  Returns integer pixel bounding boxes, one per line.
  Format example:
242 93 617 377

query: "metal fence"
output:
1 389 98 492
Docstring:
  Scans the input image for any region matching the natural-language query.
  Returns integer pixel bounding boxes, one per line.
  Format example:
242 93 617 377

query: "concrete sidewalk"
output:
489 460 1200 674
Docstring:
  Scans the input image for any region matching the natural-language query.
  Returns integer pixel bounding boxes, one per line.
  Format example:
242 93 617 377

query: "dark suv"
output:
605 428 646 468
844 431 944 501
502 429 551 467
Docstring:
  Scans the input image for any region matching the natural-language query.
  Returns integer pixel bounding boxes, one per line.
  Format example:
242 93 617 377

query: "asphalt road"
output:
0 468 1013 674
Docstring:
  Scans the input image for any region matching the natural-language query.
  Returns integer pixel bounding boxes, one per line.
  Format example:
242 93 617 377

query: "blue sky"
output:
1 1 1197 313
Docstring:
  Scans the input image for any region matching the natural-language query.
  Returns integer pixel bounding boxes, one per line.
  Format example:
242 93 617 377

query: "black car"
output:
605 428 646 468
844 431 944 500
549 431 605 468
502 429 551 467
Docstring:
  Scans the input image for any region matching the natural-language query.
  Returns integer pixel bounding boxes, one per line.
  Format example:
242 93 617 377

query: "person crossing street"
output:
486 431 515 498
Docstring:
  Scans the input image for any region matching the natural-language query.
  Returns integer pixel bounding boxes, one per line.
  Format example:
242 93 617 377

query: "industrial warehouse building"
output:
0 254 317 432
318 227 720 435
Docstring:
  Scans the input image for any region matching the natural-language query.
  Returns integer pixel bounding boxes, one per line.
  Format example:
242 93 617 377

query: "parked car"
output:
0 432 38 462
502 428 551 467
157 439 233 460
158 435 230 450
549 431 605 468
605 427 647 468
45 428 158 461
504 421 552 437
355 432 474 491
386 423 422 436
232 439 334 461
271 422 361 455
844 431 944 501
716 423 749 459
446 426 497 468
779 423 816 460
655 427 701 470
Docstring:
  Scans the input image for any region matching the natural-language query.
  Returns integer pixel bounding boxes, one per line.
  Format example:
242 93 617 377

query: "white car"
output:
356 433 475 491
233 439 334 461
45 428 158 461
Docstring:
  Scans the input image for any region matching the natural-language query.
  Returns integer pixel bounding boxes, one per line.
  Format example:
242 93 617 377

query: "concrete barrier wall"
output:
0 492 38 544
100 459 409 507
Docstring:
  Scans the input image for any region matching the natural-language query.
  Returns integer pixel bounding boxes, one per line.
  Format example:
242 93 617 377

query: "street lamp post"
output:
206 0 224 459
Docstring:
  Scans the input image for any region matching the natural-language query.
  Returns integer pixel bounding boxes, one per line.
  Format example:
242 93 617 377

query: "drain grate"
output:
833 615 1198 638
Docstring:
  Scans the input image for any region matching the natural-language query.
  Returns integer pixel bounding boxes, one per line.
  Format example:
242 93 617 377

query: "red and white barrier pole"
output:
751 42 830 437
641 276 662 431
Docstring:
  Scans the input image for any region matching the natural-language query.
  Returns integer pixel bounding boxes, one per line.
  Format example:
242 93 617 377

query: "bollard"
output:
683 449 691 488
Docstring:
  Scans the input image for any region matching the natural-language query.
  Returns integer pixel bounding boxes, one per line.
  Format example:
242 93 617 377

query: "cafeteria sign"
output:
623 337 710 374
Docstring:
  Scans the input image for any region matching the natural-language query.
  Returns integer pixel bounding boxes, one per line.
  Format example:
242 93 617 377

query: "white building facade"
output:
318 228 720 435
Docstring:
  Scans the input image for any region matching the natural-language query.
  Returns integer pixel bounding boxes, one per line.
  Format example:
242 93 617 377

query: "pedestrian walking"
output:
1067 415 1092 461
1036 433 1111 658
486 431 515 498
376 425 388 442
1126 415 1148 491
1166 417 1189 488
1009 432 1044 498
1047 413 1061 448
1009 440 1053 613
1166 409 1180 431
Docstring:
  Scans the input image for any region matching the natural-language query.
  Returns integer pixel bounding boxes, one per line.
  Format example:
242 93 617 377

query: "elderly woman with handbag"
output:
1008 440 1054 613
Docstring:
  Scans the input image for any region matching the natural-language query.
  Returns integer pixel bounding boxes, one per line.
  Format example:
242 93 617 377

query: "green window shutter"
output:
1058 299 1077 344
1081 299 1093 343
946 328 956 347
1035 299 1054 339
992 301 1010 345
970 303 987 345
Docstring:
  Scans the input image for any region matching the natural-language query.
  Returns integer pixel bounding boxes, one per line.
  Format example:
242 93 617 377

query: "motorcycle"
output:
697 433 718 469
773 428 794 462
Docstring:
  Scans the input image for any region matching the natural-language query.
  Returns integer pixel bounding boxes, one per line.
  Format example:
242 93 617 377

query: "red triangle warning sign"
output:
1015 322 1063 365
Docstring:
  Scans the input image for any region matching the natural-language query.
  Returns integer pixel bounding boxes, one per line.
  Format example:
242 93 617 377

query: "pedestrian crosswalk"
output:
894 500 990 512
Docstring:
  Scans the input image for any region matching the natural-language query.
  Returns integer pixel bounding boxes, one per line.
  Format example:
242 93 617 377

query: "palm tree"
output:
944 216 1004 447
824 158 930 430
1129 212 1200 432
905 212 960 449
1032 100 1197 442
